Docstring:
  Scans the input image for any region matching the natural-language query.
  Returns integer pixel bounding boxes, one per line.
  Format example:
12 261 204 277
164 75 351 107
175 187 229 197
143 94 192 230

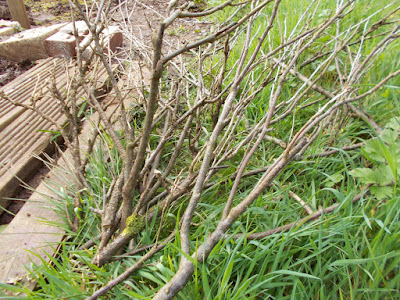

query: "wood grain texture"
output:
5 0 30 29
0 63 116 292
0 58 108 215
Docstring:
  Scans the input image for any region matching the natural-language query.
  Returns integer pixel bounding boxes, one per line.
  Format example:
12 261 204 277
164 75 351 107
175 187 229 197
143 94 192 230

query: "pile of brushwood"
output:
2 0 400 299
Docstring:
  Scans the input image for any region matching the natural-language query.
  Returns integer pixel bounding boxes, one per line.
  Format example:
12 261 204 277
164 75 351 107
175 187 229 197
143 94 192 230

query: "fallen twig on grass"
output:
234 186 371 240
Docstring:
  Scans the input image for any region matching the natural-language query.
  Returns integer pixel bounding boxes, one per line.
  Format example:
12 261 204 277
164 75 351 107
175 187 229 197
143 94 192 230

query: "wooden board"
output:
0 58 151 294
0 173 67 286
0 57 108 215
0 87 125 291
0 123 90 286
0 58 65 131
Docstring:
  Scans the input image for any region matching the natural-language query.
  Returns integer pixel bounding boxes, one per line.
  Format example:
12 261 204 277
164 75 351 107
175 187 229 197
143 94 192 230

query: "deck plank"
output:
0 58 107 215
0 94 126 292
0 71 117 293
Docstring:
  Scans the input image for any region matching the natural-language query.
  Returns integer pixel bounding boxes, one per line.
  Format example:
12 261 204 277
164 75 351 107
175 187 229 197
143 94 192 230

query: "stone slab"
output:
0 19 21 37
0 19 21 29
59 20 89 37
0 26 14 36
0 23 66 61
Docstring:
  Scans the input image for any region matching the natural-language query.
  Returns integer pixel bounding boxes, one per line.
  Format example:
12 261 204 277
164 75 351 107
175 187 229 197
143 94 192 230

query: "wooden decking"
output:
0 57 106 215
0 57 110 288
0 161 69 286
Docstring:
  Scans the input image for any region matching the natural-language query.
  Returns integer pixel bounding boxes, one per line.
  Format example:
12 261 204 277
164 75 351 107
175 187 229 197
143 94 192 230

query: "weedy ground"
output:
25 0 92 25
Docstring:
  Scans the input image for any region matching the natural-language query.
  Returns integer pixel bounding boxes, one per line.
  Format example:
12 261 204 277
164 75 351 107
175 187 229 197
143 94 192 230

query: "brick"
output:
59 20 89 38
79 25 123 60
45 31 76 58
102 26 123 54
0 23 66 61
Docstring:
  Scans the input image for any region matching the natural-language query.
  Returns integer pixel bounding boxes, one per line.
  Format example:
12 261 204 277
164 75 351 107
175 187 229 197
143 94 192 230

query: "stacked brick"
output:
0 20 123 61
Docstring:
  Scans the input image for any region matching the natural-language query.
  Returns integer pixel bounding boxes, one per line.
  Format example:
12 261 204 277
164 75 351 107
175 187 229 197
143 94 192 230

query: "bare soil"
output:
0 59 34 86
0 163 51 225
